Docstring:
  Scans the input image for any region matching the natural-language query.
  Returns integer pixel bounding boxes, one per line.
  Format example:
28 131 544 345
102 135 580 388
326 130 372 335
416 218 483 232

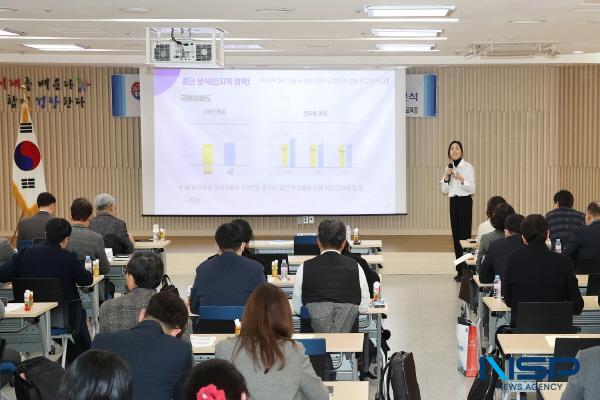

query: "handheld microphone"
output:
448 163 454 169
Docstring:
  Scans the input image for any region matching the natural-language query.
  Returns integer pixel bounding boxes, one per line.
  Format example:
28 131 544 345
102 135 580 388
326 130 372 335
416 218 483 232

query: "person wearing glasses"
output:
0 218 93 362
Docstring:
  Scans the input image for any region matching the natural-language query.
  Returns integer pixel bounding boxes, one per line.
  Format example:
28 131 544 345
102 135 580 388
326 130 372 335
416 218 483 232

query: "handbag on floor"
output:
376 351 421 400
467 349 502 400
14 356 64 400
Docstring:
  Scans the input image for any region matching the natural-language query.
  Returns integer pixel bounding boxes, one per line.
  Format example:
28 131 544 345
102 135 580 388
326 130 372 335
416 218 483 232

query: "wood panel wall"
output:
0 64 597 236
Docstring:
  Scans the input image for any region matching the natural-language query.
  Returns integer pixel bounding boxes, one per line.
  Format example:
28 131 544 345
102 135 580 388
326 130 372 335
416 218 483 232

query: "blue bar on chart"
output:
346 144 352 168
224 142 236 166
290 139 296 168
318 143 324 168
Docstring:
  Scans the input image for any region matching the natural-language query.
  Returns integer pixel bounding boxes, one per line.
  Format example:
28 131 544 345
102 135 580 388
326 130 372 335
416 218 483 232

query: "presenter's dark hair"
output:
37 192 56 208
126 251 164 289
145 292 189 337
490 203 515 231
554 190 575 208
215 222 245 251
45 218 71 243
520 214 549 244
70 197 93 221
447 140 464 158
184 359 248 400
57 349 132 400
232 219 254 244
505 214 525 234
587 201 600 217
318 219 347 249
486 196 507 218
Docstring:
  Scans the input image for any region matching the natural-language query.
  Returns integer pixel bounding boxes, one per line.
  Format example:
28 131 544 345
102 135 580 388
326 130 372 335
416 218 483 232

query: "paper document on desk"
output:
293 334 316 339
545 335 579 347
454 253 474 266
267 240 289 244
191 336 216 347
5 304 21 312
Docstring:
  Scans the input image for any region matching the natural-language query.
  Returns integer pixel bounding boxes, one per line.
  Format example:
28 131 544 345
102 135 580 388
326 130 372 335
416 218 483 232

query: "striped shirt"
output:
545 207 585 249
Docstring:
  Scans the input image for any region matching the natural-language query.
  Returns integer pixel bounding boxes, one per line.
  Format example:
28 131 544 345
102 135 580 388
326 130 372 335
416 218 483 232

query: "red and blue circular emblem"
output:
130 81 140 100
14 141 41 171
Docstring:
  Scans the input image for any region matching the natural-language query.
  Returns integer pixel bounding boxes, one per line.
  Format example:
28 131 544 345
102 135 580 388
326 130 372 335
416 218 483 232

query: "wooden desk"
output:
460 239 478 250
288 254 384 266
191 333 364 354
269 275 295 288
466 256 476 266
498 333 600 355
79 275 104 338
483 296 600 313
133 240 171 250
326 381 369 400
0 302 57 357
249 239 382 255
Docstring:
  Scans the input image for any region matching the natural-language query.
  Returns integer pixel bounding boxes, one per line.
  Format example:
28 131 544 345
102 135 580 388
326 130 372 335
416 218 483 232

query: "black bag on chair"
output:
160 274 179 297
14 357 64 400
377 351 421 400
467 349 501 400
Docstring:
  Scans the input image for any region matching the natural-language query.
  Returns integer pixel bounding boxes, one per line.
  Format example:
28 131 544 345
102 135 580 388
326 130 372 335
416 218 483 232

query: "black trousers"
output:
450 195 473 274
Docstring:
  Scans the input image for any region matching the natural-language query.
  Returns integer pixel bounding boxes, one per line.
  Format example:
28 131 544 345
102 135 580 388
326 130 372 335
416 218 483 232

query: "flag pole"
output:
10 212 23 248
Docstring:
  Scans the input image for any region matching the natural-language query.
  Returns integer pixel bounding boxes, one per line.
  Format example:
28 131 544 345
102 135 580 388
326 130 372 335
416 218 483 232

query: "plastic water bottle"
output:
555 239 562 254
493 275 502 299
84 256 92 273
280 260 288 281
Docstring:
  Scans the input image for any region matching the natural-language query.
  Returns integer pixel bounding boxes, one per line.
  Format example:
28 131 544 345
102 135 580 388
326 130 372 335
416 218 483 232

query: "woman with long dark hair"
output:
57 349 132 400
215 283 328 400
440 140 476 282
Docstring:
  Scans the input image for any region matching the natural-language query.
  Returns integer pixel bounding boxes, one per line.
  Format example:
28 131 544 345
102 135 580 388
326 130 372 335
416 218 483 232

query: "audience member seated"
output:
560 346 600 400
341 241 380 297
66 197 110 275
476 195 506 242
292 219 370 333
89 193 135 255
93 292 192 400
190 222 265 312
565 201 600 270
545 189 585 251
0 218 93 361
57 349 132 400
0 239 15 263
216 284 329 400
99 251 163 333
17 192 56 241
476 202 515 267
479 214 525 283
503 214 584 326
184 359 248 400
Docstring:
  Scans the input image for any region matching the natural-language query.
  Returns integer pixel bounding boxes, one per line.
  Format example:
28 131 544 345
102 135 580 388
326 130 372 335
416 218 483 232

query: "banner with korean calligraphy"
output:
111 74 140 117
11 102 47 216
406 74 437 117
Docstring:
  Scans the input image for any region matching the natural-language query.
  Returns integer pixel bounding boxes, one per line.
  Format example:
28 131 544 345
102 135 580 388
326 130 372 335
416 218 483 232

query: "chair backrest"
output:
250 253 289 277
296 338 329 381
577 257 600 274
16 240 33 251
296 338 326 356
586 274 600 296
196 306 244 321
515 302 576 334
553 339 600 381
293 234 319 256
12 278 70 329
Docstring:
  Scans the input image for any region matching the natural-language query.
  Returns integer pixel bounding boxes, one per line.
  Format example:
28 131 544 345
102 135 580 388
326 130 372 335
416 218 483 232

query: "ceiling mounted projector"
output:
146 27 225 68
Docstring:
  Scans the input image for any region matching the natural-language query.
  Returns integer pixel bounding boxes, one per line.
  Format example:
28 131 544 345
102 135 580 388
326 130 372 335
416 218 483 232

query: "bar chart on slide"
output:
279 139 353 169
200 142 241 174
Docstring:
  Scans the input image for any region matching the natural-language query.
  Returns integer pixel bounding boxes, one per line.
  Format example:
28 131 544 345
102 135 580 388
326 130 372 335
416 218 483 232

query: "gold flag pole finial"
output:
19 84 30 124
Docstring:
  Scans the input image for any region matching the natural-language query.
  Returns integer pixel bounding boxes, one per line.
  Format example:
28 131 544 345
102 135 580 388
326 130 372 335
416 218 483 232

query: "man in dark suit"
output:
503 214 584 326
0 218 93 360
93 292 192 400
565 201 600 270
190 222 265 312
89 193 135 255
17 192 56 241
67 197 110 274
478 213 525 283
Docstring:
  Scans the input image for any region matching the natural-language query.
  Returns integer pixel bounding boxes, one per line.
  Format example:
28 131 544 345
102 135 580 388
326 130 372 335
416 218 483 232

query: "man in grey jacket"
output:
67 198 110 274
561 346 600 399
89 193 135 255
17 192 56 241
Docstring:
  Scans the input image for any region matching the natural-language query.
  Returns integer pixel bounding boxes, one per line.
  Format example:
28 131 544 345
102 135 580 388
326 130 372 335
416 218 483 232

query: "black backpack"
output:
14 357 64 400
466 349 502 400
377 351 421 400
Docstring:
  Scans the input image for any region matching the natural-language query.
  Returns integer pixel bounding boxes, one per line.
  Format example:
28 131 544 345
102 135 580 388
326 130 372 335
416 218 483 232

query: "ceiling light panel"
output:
23 43 88 51
376 43 436 51
0 28 21 36
371 28 442 37
365 5 456 17
508 19 546 24
224 44 263 50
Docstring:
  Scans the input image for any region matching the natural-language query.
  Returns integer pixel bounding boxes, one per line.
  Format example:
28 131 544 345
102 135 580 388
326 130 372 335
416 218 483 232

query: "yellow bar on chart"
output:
202 144 214 174
338 145 346 168
310 144 317 168
281 144 289 168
